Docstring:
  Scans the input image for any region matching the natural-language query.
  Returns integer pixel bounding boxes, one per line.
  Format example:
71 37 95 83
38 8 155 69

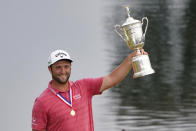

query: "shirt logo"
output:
32 117 37 125
73 94 81 100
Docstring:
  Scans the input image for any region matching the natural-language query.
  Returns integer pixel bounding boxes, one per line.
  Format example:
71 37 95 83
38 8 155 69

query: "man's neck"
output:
52 80 69 92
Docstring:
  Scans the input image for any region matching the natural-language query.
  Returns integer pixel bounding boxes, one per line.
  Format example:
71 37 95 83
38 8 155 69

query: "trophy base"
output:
132 55 155 79
133 68 155 78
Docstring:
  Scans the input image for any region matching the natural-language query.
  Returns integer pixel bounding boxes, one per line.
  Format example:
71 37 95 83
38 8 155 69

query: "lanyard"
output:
57 88 73 107
49 86 76 116
49 87 73 107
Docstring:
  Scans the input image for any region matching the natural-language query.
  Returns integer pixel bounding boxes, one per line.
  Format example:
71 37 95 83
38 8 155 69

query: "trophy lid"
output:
122 7 140 26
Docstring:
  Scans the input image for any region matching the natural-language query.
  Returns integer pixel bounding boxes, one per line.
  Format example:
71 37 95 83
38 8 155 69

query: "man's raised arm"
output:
100 49 147 92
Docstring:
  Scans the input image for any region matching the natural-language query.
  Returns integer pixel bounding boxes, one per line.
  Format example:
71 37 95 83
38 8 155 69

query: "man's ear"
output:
48 66 52 75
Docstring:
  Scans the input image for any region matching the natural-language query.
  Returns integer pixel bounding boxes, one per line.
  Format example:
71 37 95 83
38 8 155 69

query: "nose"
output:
60 67 67 74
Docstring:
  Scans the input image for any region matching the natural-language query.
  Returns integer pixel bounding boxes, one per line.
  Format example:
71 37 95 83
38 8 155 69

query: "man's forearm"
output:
100 49 147 92
100 53 133 92
107 54 132 85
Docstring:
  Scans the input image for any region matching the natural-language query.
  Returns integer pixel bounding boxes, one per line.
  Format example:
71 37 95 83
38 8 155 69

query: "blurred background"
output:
0 0 196 130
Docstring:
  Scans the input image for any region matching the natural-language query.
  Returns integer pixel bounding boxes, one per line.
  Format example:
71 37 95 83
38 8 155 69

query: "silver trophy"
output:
115 6 155 78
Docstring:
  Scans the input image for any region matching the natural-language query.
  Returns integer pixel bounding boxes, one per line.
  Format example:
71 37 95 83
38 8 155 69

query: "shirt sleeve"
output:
32 98 47 130
81 77 104 96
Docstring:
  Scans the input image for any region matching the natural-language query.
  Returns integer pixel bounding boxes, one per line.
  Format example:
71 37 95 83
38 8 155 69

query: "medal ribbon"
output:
49 87 73 107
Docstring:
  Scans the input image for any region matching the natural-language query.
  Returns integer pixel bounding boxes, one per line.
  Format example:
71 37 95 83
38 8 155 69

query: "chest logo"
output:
73 94 81 100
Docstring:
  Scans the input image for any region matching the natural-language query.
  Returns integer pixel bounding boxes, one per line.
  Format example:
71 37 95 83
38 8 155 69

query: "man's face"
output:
49 60 71 84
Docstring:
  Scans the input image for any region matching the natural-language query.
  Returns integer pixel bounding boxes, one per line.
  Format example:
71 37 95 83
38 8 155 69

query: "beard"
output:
52 72 70 84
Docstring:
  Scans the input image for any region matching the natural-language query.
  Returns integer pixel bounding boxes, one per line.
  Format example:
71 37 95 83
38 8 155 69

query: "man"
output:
32 49 147 131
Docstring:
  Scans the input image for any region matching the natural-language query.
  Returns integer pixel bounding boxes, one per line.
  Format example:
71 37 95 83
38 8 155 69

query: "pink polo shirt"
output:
32 77 103 131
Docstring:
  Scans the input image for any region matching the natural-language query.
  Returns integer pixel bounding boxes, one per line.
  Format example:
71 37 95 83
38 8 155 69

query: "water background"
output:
0 0 196 130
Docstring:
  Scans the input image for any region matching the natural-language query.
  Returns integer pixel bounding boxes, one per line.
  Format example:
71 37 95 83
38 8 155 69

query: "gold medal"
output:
70 109 76 116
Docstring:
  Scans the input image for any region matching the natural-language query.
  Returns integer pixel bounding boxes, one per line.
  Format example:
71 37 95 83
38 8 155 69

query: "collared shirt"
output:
32 77 103 131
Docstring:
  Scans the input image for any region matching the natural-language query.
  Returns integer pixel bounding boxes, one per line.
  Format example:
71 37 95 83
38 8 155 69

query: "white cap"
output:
48 49 73 66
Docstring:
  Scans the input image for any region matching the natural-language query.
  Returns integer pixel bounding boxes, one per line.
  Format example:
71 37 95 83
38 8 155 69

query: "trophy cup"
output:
115 6 155 78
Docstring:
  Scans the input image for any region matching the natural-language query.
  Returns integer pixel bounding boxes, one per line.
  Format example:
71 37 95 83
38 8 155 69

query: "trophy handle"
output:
114 25 125 41
141 17 148 38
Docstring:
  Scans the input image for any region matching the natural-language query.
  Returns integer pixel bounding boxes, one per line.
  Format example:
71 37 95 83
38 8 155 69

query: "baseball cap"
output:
48 49 73 66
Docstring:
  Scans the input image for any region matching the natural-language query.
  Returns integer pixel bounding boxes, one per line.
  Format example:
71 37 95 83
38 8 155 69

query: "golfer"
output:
32 49 147 131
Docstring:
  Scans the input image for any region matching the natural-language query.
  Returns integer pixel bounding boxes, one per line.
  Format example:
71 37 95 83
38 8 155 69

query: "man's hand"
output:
128 48 148 61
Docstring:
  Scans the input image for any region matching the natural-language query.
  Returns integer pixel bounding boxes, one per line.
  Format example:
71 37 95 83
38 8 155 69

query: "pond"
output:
93 0 196 130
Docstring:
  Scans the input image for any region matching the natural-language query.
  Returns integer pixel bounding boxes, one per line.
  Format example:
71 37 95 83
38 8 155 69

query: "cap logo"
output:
55 52 67 58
